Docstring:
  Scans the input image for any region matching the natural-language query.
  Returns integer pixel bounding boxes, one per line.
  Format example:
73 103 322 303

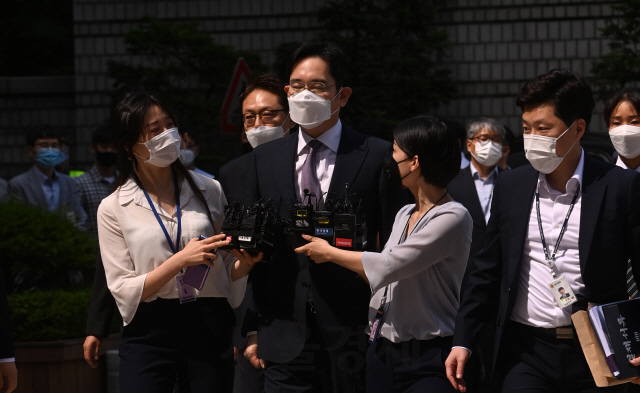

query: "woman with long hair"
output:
97 91 261 392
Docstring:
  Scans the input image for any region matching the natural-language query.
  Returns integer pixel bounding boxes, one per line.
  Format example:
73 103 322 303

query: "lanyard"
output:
140 169 182 254
535 183 580 278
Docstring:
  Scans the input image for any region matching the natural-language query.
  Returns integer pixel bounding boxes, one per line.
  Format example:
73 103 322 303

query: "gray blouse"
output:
362 201 472 343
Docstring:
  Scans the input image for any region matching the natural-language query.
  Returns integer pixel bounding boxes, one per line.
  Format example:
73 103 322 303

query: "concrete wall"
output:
0 1 620 179
0 77 76 179
436 0 613 134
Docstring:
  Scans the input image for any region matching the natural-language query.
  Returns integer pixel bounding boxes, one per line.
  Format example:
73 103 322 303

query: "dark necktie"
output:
300 139 324 209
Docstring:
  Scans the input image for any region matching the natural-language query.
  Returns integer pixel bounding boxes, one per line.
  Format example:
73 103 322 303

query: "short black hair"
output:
393 115 461 188
240 74 289 112
603 87 640 127
515 68 595 128
288 42 348 89
92 126 115 146
26 125 60 146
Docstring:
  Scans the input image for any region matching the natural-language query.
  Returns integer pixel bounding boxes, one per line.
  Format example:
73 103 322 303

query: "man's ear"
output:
466 139 474 155
338 87 352 107
574 119 587 141
27 146 36 159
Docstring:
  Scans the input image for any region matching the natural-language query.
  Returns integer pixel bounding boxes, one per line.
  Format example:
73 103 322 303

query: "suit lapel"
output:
507 167 539 286
461 166 487 230
27 166 49 209
579 156 607 271
328 125 368 197
274 134 300 207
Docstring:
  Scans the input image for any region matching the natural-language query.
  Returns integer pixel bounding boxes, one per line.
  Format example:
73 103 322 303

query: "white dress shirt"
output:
97 171 246 325
616 155 640 172
295 120 342 203
469 162 498 224
511 149 585 328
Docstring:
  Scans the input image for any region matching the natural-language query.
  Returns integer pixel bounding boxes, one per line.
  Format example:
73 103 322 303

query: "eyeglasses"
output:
243 109 286 127
288 81 335 95
470 135 502 144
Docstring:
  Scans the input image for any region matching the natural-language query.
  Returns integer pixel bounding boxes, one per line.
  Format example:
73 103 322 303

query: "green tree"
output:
108 18 267 167
591 0 640 100
313 0 455 138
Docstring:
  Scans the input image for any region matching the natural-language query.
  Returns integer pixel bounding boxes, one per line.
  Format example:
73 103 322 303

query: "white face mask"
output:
609 124 640 159
246 114 289 148
180 148 196 167
135 127 182 167
288 89 342 129
472 140 503 167
523 121 577 174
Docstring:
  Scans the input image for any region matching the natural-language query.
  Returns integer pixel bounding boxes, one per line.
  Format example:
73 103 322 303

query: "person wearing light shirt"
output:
296 115 471 392
447 117 508 392
445 69 640 393
98 91 261 393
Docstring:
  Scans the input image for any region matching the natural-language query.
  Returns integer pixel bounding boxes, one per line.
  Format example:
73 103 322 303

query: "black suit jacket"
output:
218 152 260 350
244 124 404 363
0 265 14 359
453 155 640 373
448 165 502 293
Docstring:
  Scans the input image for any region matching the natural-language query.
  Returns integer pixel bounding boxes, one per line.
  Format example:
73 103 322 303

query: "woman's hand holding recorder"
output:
177 233 228 268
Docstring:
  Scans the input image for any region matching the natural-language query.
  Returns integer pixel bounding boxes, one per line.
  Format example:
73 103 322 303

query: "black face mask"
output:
96 151 118 167
383 154 411 186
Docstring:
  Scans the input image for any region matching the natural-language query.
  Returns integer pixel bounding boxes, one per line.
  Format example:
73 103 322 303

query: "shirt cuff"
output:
246 331 257 338
0 358 15 363
452 346 472 357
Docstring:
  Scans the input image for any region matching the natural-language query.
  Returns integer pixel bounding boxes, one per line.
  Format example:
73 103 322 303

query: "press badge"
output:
548 276 577 309
175 274 197 304
368 309 384 344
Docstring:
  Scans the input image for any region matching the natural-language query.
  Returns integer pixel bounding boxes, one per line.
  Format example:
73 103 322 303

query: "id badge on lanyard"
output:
139 169 195 304
536 185 580 309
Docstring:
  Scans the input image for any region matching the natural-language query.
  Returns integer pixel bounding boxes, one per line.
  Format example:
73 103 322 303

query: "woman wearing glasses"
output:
295 115 472 393
97 91 262 392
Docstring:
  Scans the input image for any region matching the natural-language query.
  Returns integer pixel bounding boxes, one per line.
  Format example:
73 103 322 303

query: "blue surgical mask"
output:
35 148 62 169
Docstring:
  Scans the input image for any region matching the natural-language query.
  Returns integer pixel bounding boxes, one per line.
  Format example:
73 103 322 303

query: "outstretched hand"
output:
630 357 640 384
294 234 334 263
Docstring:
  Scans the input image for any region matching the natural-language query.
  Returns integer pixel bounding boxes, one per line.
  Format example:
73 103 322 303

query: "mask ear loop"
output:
329 88 344 116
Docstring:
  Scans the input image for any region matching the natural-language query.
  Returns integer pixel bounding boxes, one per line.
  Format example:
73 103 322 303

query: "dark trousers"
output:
263 302 366 393
498 321 627 393
366 336 456 393
235 352 265 393
119 297 236 393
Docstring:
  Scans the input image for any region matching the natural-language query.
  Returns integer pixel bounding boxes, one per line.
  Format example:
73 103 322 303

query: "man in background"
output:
218 73 295 393
8 125 86 230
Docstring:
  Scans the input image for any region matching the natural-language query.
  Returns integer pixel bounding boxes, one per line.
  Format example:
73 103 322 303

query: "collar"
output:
469 161 499 181
538 148 584 194
297 119 342 155
118 171 206 209
33 165 58 184
88 166 119 182
616 155 640 173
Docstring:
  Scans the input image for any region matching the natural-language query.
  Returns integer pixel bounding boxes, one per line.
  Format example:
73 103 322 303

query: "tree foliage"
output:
591 0 640 100
315 0 455 137
107 18 267 165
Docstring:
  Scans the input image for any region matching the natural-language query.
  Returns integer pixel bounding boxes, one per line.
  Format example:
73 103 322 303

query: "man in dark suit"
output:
8 126 87 230
448 117 509 286
445 69 640 393
0 265 18 393
448 117 508 393
218 74 294 393
240 42 404 393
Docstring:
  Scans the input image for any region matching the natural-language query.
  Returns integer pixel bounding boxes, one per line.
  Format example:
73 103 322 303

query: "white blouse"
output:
97 171 246 325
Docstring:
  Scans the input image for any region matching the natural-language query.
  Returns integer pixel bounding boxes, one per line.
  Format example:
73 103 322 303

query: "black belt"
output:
509 320 574 340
